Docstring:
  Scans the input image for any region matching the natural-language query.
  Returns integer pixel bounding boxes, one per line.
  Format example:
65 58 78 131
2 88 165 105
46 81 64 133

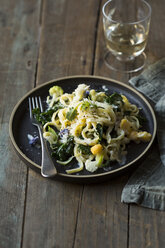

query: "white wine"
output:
102 0 151 72
103 22 148 61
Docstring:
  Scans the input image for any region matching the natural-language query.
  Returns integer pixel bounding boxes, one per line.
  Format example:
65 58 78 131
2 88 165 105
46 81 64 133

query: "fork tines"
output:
28 96 43 116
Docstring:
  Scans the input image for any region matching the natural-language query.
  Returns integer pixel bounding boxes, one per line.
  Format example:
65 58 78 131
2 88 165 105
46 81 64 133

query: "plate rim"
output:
9 75 157 179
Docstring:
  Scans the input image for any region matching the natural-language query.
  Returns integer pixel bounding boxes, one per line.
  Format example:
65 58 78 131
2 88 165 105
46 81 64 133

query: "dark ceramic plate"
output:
9 76 157 183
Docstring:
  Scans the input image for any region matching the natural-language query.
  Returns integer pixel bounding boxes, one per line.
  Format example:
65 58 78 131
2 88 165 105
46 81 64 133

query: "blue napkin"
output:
121 58 165 211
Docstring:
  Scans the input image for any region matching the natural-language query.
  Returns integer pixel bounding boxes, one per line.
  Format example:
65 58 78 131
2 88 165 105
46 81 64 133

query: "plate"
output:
9 75 157 183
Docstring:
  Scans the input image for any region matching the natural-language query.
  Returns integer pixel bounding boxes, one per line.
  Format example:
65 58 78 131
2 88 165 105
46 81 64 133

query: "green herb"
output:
96 123 103 141
81 101 90 110
91 103 97 109
66 107 77 121
81 101 97 111
78 144 92 155
106 92 123 105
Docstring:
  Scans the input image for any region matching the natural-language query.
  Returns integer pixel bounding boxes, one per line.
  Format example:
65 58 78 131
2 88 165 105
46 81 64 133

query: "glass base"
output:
104 51 146 73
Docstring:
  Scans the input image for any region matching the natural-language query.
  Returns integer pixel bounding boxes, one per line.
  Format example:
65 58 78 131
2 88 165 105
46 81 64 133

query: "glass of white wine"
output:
102 0 151 73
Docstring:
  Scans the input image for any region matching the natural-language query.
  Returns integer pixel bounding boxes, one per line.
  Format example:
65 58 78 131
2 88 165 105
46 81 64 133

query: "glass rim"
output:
102 0 152 25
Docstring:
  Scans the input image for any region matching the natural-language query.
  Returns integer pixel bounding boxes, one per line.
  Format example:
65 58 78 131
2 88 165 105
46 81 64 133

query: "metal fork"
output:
28 96 57 177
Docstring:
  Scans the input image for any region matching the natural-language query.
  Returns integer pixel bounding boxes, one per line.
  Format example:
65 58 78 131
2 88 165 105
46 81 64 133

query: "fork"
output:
28 96 57 177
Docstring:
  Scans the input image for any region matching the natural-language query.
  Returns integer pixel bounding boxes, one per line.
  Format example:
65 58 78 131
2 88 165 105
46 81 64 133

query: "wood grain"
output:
73 1 129 247
128 1 165 247
23 172 83 248
145 0 165 64
22 0 129 247
0 0 41 248
22 0 101 247
37 0 101 84
1 0 165 247
73 177 128 248
129 206 165 248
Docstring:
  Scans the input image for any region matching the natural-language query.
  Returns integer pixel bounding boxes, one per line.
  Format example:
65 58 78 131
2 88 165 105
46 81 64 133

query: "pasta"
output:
41 84 152 174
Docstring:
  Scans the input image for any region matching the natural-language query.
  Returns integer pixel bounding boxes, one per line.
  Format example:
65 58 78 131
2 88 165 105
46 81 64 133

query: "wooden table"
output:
1 0 165 247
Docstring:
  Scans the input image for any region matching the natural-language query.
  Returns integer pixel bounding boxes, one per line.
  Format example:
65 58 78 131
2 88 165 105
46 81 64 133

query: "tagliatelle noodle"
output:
42 84 152 174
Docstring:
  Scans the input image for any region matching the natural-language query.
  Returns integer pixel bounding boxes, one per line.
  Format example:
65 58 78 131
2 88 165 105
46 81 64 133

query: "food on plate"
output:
32 84 152 174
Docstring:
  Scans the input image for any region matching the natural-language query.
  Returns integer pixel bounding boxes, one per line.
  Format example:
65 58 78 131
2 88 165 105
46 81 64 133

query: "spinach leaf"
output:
52 136 74 161
137 114 147 125
78 144 92 155
32 102 64 126
78 134 84 140
124 110 132 116
66 107 77 121
110 128 118 138
96 123 103 141
32 108 54 125
52 102 64 112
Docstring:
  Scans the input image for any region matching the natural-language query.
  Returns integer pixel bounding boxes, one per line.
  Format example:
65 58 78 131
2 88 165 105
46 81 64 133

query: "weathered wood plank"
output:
22 0 101 247
129 206 165 248
73 1 129 247
21 0 165 247
128 1 165 247
37 0 100 84
0 0 41 247
145 0 164 64
74 177 128 248
23 172 83 248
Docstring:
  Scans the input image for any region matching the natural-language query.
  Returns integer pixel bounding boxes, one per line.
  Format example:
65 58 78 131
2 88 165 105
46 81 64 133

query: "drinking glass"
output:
102 0 151 73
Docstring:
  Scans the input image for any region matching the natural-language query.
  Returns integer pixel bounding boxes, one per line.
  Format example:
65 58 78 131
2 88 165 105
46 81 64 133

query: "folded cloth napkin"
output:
121 58 165 211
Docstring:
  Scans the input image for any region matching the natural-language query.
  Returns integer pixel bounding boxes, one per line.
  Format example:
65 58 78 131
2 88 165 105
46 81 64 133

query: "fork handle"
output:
38 126 57 177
